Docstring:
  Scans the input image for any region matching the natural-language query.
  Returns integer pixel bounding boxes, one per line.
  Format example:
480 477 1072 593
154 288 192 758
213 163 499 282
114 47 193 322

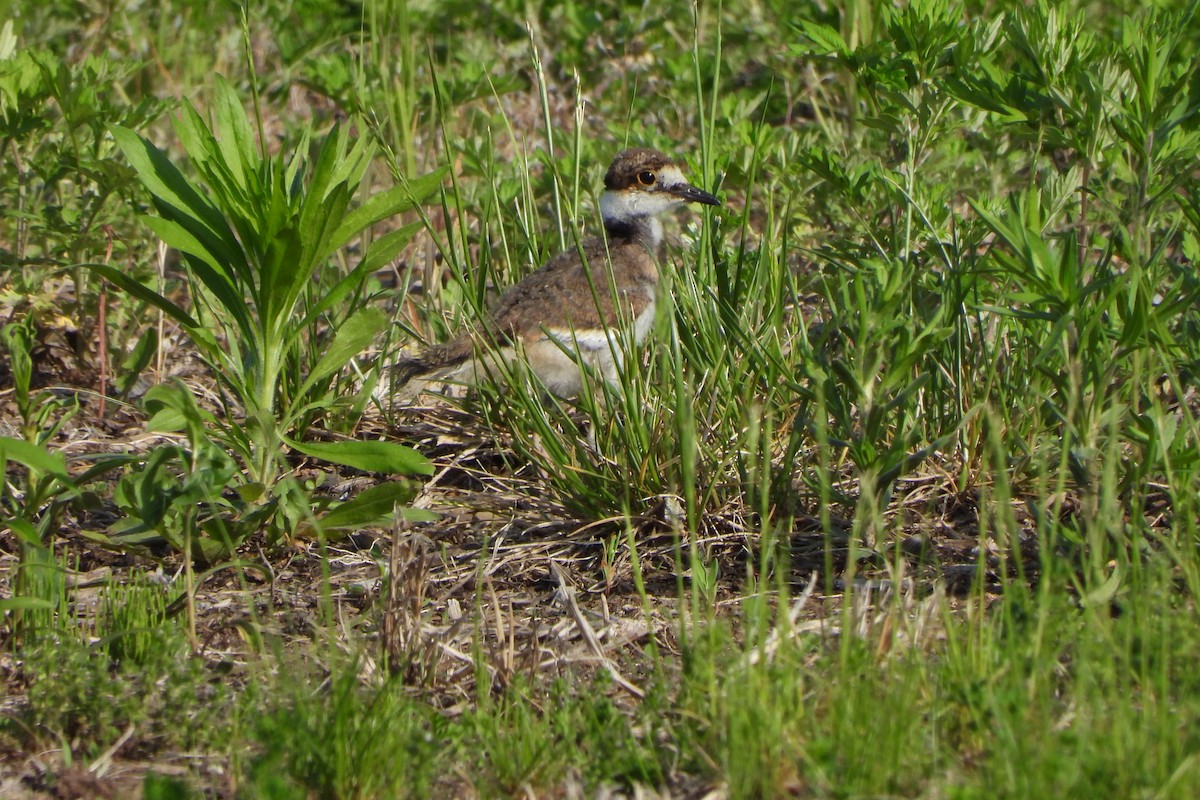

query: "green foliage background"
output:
2 0 1200 797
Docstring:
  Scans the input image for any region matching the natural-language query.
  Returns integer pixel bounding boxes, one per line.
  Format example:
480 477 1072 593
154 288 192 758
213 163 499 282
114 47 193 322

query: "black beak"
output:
670 181 721 206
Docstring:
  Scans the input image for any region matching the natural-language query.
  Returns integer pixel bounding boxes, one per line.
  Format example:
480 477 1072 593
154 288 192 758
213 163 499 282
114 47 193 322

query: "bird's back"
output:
488 232 659 345
391 232 657 385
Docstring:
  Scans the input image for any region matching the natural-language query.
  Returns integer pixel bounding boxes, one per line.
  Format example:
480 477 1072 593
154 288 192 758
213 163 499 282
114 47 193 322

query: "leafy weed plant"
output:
2 0 1200 797
106 76 444 488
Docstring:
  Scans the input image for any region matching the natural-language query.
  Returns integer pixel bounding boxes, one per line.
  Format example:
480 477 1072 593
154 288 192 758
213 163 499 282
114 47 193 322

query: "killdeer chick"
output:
395 147 720 397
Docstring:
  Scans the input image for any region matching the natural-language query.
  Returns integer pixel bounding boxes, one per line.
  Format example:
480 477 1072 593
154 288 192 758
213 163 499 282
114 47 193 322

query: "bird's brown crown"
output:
604 148 677 191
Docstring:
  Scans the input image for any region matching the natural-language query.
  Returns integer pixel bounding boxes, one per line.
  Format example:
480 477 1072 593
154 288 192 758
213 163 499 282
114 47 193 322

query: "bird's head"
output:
599 148 720 245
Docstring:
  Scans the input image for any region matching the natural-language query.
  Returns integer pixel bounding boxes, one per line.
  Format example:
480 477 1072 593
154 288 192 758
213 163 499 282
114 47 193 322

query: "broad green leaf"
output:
81 262 200 329
294 223 421 330
258 223 308 330
3 518 42 547
73 453 142 484
143 383 221 433
0 597 55 612
108 526 165 546
324 166 448 260
113 124 253 338
359 220 425 274
284 127 314 195
211 74 257 191
294 307 387 402
145 406 188 433
300 181 355 268
317 480 435 530
287 437 434 476
110 125 235 252
795 20 848 56
328 127 375 197
117 327 159 397
306 124 354 206
140 215 240 294
176 102 255 215
0 437 70 478
0 20 16 60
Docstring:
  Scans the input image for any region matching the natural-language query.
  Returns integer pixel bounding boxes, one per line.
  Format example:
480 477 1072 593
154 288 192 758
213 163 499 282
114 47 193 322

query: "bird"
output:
394 147 720 397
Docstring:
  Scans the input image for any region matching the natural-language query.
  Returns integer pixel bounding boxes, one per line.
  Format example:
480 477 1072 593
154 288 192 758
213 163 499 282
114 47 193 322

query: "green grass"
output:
2 0 1200 796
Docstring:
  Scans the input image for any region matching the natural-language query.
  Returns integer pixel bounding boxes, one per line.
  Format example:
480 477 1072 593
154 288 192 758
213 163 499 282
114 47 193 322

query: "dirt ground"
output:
0 325 1057 798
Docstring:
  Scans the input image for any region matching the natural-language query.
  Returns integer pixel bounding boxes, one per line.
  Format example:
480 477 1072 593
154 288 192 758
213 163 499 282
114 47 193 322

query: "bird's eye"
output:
637 170 656 186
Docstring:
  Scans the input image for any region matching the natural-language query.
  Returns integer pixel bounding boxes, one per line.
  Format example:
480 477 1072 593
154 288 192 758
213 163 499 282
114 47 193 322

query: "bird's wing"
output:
488 237 657 343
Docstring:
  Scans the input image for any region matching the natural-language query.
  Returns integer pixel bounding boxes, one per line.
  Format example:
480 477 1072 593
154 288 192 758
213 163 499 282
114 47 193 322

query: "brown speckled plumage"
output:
395 148 719 395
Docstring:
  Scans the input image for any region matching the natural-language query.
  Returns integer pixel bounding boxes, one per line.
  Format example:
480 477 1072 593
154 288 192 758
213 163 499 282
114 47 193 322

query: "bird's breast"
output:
632 297 656 344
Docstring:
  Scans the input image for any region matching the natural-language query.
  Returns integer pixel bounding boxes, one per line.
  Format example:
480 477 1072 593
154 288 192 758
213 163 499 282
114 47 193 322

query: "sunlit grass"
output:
2 0 1199 797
